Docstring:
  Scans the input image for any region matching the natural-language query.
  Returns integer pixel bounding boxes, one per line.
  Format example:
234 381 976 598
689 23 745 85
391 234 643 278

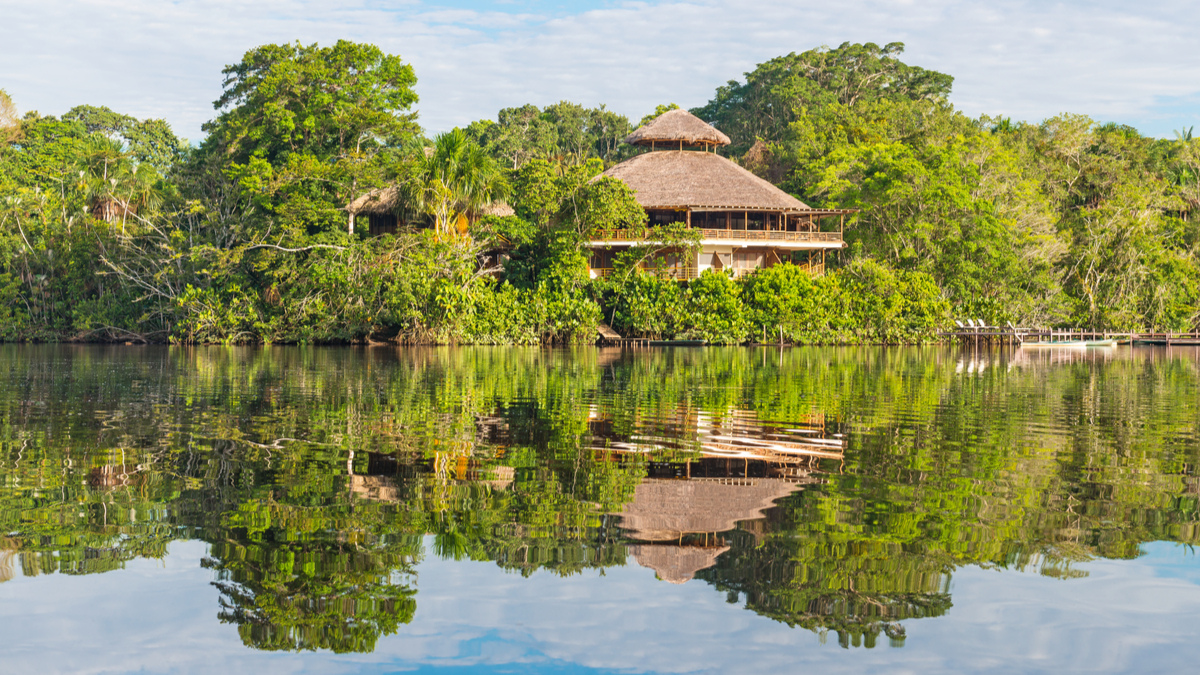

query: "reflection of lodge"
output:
343 408 847 586
620 472 809 583
588 407 845 465
590 407 845 583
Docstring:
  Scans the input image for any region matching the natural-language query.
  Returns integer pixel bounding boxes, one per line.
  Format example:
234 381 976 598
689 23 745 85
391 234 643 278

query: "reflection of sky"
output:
4 538 1200 673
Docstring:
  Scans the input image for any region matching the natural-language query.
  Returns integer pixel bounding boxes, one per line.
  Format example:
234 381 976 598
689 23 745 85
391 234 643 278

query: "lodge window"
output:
590 248 615 269
733 250 763 269
648 210 685 226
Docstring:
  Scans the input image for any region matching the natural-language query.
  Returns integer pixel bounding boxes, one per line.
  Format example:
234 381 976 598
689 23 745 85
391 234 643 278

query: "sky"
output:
2 0 1200 143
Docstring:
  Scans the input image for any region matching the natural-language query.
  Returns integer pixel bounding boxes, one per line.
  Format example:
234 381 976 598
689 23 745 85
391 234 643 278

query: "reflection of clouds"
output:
4 540 1200 673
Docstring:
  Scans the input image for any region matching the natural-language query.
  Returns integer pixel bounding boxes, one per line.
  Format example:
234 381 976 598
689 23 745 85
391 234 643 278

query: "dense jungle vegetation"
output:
2 40 1198 344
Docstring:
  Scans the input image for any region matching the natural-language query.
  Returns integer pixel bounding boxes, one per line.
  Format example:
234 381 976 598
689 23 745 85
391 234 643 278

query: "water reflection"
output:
0 344 1198 656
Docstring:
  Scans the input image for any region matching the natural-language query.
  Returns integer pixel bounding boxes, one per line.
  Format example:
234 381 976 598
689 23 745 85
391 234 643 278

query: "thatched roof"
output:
347 186 514 218
625 109 730 147
603 150 813 212
474 201 515 218
348 187 401 215
628 544 730 584
617 477 800 542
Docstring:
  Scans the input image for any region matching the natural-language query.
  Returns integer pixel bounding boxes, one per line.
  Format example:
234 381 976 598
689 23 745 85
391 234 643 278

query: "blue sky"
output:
2 1 1199 142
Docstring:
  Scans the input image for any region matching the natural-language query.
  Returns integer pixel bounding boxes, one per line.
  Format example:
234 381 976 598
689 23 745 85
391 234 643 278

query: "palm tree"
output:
76 136 164 233
405 129 509 238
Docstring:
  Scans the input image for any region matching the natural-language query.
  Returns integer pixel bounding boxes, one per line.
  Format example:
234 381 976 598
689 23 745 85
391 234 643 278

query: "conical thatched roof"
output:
628 544 730 584
625 108 731 147
603 150 812 212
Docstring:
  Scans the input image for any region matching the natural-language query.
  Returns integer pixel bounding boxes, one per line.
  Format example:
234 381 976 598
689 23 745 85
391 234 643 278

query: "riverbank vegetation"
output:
2 40 1198 344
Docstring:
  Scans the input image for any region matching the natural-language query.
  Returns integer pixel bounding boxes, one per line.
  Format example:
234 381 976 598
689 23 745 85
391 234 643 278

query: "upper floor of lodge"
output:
589 109 851 251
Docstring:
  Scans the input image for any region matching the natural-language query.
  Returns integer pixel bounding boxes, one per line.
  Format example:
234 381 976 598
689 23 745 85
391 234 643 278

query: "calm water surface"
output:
1 344 1199 674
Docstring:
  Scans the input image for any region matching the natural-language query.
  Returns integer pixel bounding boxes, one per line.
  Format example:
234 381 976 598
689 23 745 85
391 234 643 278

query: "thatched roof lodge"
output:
589 109 853 279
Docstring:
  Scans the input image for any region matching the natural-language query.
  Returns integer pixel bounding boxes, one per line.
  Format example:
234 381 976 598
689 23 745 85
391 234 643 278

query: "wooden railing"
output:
698 229 843 243
592 267 698 280
590 229 842 243
593 265 828 280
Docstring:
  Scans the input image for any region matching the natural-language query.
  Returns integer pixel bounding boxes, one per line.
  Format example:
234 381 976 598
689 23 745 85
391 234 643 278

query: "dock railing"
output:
942 324 1200 346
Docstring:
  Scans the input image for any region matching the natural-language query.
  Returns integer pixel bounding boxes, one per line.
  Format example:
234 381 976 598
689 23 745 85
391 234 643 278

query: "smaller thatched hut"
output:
346 187 514 237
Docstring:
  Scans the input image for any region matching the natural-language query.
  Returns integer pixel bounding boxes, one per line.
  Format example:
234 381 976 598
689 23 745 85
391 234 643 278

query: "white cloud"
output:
0 0 1199 141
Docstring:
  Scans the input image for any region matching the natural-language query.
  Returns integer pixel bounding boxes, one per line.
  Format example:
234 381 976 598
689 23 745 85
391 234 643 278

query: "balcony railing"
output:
591 267 698 280
590 228 842 243
592 263 824 280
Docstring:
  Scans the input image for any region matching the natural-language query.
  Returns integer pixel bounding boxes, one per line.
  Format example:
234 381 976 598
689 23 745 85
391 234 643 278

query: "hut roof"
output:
625 109 731 147
347 187 513 218
616 477 801 542
474 200 516 218
348 187 401 215
602 150 813 212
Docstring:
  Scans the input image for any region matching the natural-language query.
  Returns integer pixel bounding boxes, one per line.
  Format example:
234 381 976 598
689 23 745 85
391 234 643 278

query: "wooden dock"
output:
943 324 1200 346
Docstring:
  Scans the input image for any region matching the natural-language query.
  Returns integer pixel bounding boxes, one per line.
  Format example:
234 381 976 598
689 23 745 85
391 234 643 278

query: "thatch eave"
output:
603 150 839 213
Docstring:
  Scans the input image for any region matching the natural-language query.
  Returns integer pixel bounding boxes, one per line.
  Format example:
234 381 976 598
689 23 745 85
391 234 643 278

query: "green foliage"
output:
5 40 1200 344
206 40 417 164
465 101 632 169
693 42 953 154
606 261 947 345
680 270 749 343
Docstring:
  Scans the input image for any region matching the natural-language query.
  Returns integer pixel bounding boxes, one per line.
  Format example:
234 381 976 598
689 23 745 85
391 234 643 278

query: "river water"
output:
1 344 1198 673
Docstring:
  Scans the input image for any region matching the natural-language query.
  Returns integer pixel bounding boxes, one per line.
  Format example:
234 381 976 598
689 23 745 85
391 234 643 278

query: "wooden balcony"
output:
592 267 698 280
592 263 823 280
590 228 843 245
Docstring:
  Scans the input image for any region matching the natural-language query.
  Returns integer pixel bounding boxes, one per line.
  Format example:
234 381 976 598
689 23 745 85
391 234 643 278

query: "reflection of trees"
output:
203 537 417 653
698 521 951 648
2 345 1200 652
